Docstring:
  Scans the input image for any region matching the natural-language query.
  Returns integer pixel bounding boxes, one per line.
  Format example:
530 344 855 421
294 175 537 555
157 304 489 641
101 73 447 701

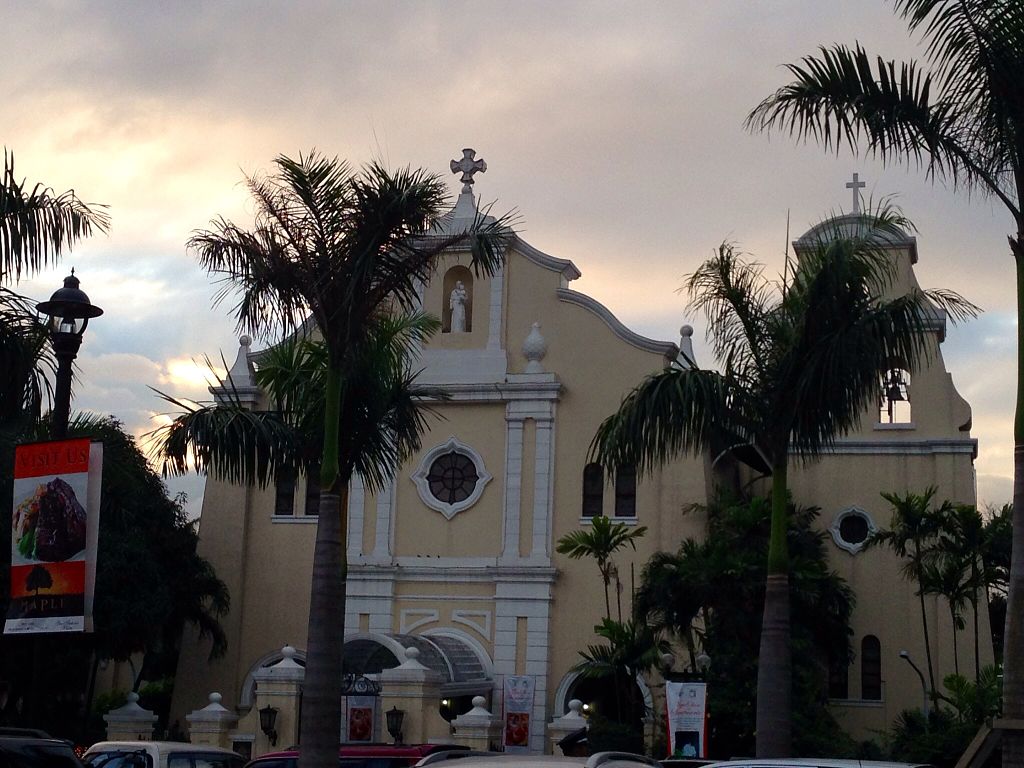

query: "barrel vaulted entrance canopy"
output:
343 632 493 697
241 632 494 708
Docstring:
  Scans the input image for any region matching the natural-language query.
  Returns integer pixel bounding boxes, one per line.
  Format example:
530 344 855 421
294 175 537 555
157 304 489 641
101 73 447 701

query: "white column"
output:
501 418 525 561
531 419 554 561
347 474 366 560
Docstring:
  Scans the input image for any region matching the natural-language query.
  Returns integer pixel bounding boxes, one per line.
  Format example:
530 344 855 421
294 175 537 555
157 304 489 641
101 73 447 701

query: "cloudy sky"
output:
5 1 1014 516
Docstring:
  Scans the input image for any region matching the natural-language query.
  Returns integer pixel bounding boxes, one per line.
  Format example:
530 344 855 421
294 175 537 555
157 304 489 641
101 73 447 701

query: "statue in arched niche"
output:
450 281 468 333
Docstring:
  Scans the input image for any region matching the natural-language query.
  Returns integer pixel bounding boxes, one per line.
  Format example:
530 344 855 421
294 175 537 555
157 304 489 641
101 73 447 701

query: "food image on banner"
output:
665 681 708 758
5 439 102 634
503 675 535 753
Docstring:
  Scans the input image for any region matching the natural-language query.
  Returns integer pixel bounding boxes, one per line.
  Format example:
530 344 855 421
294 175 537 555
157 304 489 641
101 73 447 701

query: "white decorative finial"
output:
239 335 251 347
567 699 584 718
450 148 487 194
677 325 695 368
209 692 222 705
127 692 140 704
472 695 486 709
846 172 866 214
523 322 548 374
282 645 296 659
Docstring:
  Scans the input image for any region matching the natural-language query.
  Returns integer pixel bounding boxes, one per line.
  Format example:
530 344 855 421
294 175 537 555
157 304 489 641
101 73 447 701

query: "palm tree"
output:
591 210 975 756
938 504 988 682
556 514 648 621
746 5 1024 762
154 150 508 768
0 151 108 436
574 617 663 727
920 559 969 678
870 488 951 694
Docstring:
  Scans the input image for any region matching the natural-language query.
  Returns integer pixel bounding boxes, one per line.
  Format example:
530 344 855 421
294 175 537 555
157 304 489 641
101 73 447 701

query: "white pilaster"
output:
347 474 366 559
531 419 554 560
487 264 505 351
372 473 396 561
501 419 525 562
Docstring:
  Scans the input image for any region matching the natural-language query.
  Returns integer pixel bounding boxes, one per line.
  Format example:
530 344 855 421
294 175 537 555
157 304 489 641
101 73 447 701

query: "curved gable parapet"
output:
514 237 582 282
556 287 678 357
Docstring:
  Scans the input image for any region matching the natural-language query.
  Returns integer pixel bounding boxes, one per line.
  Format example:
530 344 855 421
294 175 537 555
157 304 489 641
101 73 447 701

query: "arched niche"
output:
442 266 474 333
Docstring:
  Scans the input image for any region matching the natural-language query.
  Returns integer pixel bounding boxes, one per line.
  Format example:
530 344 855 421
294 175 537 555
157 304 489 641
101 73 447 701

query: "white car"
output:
414 753 661 768
83 741 246 768
702 760 932 768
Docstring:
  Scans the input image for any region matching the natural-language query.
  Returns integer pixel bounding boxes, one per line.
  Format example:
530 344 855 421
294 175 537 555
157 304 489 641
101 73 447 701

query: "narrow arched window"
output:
614 465 637 518
828 652 849 699
275 466 296 516
304 463 321 516
582 463 603 517
861 635 882 700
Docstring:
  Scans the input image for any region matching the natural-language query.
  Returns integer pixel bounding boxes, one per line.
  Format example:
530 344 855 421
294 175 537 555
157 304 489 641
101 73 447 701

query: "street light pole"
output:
899 650 929 721
36 271 103 439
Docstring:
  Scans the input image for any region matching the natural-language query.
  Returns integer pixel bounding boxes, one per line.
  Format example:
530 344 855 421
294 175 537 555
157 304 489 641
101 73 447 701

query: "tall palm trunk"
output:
1003 234 1024 768
298 487 348 767
950 604 960 677
755 460 791 757
299 363 348 768
915 541 936 694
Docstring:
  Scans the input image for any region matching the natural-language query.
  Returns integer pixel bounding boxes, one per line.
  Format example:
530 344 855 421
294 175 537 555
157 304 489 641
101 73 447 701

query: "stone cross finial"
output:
450 148 487 193
846 172 866 214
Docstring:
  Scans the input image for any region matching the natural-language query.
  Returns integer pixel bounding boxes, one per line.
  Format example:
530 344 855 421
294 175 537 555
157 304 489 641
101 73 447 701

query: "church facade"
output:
169 152 988 752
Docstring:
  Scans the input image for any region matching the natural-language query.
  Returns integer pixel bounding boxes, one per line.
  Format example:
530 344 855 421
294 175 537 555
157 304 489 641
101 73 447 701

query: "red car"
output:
244 743 469 768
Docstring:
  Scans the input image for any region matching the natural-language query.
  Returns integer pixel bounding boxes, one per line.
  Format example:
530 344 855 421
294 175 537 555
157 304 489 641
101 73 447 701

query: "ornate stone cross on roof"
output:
846 172 866 214
451 148 486 194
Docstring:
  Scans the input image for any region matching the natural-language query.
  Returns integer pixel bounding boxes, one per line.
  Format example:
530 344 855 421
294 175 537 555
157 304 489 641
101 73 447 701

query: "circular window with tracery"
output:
829 507 877 554
412 437 492 520
427 451 480 505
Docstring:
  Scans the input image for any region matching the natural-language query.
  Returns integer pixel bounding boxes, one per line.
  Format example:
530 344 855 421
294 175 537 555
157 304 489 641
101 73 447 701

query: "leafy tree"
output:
24 565 52 596
0 417 228 738
592 210 974 756
936 504 988 681
983 504 1012 660
153 151 509 768
634 496 856 759
746 4 1024 763
920 558 970 678
556 515 647 621
574 617 663 730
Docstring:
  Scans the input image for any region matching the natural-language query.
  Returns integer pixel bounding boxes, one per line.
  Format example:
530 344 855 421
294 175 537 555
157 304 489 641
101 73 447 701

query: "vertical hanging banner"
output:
5 439 102 634
666 681 708 759
502 675 534 753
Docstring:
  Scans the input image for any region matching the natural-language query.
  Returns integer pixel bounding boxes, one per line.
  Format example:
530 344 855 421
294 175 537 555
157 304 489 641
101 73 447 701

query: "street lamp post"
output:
36 271 103 439
899 650 929 721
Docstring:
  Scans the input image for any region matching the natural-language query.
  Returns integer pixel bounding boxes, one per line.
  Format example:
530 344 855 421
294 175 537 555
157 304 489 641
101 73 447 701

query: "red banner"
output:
5 439 102 634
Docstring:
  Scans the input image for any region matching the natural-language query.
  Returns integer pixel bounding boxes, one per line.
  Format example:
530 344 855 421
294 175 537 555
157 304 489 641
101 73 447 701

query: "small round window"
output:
427 451 480 505
829 507 877 554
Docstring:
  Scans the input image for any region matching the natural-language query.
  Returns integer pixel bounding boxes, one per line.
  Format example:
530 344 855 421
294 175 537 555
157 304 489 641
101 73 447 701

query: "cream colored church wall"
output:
392 403 506 558
498 247 711 713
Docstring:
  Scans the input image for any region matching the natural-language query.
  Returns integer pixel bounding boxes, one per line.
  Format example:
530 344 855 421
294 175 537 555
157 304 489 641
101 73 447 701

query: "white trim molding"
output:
556 288 678 357
411 437 493 520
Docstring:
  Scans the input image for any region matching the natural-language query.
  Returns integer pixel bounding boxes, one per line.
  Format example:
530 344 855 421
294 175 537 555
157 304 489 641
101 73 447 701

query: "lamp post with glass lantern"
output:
36 270 103 439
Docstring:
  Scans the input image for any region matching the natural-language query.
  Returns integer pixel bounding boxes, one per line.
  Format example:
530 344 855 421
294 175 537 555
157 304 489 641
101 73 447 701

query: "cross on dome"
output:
846 172 866 214
450 148 486 194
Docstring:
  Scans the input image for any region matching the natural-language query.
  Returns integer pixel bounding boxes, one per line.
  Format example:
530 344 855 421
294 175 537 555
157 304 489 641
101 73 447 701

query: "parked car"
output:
409 752 661 768
244 743 470 768
0 734 85 767
702 760 933 768
83 741 245 768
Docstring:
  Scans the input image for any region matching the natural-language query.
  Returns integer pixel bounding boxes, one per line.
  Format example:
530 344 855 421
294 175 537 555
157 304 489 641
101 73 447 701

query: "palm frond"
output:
0 150 110 281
